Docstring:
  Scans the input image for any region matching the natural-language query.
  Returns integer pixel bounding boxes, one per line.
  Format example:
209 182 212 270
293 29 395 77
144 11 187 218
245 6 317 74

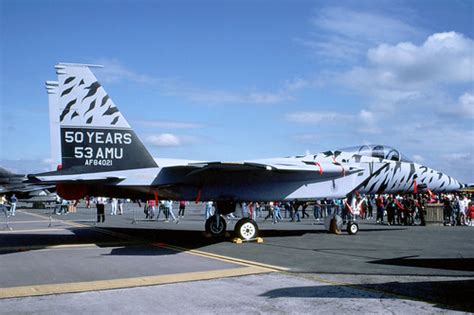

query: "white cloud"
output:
93 59 294 105
94 58 156 84
0 159 52 174
301 7 423 62
145 134 182 147
186 89 292 105
286 109 379 134
286 111 349 123
439 152 474 183
357 110 379 134
144 133 203 147
284 78 311 91
334 31 474 117
412 154 425 163
442 153 471 160
458 92 474 118
294 134 320 143
312 7 420 43
134 120 205 129
366 32 474 86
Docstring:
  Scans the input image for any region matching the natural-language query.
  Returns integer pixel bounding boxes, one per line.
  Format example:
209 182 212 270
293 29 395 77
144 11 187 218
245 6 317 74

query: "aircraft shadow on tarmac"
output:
0 223 409 255
259 279 474 313
369 255 474 272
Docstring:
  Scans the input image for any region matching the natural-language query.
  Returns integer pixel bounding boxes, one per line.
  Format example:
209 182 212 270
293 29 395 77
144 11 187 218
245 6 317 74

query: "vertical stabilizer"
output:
53 63 157 173
46 81 61 170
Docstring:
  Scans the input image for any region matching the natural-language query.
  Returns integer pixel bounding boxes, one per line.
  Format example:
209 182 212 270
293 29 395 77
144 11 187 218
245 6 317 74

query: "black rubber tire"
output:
234 218 259 240
347 222 359 235
205 215 227 236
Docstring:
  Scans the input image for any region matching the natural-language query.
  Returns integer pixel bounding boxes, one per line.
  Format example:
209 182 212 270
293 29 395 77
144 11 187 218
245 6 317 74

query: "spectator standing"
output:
367 196 374 219
118 199 124 215
459 195 468 225
96 197 105 223
376 194 385 224
205 201 214 220
313 200 321 223
292 201 301 222
273 202 282 224
178 200 186 218
386 196 396 225
110 198 118 215
9 194 17 216
264 202 274 221
59 199 69 215
301 202 310 219
165 200 178 223
443 195 453 226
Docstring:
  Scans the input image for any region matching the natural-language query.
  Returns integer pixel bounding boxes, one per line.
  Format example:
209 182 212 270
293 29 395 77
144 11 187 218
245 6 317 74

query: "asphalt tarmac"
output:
0 202 473 314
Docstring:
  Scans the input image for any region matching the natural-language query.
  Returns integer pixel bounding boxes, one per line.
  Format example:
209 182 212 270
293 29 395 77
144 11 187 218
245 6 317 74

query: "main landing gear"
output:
205 214 227 237
204 201 259 240
234 217 259 240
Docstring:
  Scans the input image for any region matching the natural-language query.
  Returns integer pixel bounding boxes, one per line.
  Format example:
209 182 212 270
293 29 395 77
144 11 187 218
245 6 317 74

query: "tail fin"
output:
49 63 157 173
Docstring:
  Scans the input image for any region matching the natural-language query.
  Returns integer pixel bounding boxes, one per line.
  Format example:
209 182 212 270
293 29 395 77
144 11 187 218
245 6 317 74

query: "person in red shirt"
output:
376 195 385 224
178 200 186 218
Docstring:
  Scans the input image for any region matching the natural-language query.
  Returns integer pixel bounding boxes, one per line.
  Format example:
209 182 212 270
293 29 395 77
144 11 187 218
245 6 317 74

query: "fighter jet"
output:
29 63 464 239
0 167 54 197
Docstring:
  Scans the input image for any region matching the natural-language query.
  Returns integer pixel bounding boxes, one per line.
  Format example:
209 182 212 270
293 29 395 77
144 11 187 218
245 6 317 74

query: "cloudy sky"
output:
1 0 473 182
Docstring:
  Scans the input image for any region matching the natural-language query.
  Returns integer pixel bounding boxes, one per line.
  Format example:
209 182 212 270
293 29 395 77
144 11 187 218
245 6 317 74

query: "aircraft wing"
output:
154 161 362 186
155 160 388 200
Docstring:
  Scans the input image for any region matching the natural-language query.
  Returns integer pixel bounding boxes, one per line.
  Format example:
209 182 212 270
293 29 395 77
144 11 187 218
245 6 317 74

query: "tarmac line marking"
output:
16 210 51 218
0 228 67 234
2 220 52 224
0 242 144 253
20 210 135 240
0 266 270 299
155 243 289 272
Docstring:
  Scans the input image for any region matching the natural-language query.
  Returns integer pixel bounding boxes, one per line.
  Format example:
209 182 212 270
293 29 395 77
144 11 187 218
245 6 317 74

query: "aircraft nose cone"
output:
421 166 463 193
446 176 463 191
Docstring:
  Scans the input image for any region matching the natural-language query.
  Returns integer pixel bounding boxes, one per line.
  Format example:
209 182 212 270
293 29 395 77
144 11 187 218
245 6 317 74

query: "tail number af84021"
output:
74 147 123 166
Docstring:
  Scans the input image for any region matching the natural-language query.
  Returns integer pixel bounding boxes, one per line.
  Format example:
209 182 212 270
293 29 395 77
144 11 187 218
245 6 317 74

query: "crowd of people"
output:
202 192 474 227
143 199 184 223
0 193 17 217
3 191 473 227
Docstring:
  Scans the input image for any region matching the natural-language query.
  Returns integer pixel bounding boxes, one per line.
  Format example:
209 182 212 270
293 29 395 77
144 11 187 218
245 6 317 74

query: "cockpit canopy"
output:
338 145 412 162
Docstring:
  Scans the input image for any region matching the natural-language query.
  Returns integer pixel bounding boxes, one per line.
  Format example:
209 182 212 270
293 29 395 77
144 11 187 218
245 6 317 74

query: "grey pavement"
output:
0 273 463 314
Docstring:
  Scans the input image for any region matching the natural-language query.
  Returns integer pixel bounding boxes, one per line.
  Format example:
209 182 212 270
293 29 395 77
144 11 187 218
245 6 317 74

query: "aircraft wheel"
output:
347 222 359 235
205 215 227 236
234 218 259 240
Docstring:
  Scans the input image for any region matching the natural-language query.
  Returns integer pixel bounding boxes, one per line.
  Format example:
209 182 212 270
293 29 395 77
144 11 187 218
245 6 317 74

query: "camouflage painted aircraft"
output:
29 63 464 238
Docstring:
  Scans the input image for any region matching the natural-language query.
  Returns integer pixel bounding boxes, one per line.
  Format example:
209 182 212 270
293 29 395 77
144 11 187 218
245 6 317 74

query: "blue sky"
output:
1 0 473 182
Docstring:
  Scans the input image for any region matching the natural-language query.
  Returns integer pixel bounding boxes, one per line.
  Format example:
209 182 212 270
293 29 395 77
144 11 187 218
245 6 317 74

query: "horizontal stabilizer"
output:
28 172 125 184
